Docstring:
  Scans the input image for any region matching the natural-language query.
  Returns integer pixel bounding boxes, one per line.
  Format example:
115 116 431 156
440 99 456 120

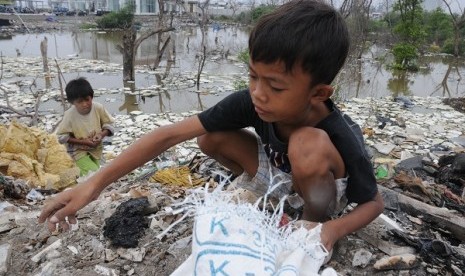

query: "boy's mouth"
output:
254 105 268 115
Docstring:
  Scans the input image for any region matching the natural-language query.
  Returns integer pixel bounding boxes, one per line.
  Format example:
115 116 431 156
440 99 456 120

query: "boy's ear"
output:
310 84 333 102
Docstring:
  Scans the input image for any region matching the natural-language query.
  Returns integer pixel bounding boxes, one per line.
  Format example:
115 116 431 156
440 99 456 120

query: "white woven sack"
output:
170 184 337 276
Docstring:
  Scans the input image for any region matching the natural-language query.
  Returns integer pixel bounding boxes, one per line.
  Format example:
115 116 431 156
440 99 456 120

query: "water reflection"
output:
67 26 249 69
119 81 140 114
387 70 412 97
336 48 465 99
430 60 463 98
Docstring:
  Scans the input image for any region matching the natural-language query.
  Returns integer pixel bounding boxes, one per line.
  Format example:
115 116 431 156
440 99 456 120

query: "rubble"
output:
0 243 11 276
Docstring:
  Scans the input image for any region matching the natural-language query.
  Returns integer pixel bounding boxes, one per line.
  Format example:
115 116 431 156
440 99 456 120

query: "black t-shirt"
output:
198 89 377 204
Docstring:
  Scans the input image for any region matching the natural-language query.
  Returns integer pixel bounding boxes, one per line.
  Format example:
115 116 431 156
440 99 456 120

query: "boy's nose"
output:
250 81 267 103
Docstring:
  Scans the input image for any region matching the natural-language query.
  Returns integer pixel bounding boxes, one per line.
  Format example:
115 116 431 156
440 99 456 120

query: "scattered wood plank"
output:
378 185 465 241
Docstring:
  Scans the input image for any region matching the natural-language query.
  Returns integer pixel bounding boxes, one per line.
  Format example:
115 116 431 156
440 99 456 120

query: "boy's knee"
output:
197 134 209 153
197 133 221 154
288 127 332 171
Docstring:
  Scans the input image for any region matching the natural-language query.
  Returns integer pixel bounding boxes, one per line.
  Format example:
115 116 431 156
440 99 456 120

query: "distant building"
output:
10 0 200 14
370 12 383 20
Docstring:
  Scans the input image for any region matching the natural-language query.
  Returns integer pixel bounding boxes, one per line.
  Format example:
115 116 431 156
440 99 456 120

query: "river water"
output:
1 26 464 115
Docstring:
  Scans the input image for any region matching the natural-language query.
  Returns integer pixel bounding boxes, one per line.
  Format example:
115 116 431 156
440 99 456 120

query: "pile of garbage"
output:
0 121 79 192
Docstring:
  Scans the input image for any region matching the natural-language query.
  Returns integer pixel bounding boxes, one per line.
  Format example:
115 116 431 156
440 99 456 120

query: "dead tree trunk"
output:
442 0 465 57
119 26 175 82
40 37 49 73
196 0 210 91
122 27 137 82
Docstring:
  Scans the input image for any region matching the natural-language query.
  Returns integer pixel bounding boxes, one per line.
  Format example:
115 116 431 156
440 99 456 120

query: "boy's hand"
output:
92 129 109 143
38 182 99 232
321 221 339 252
92 133 104 143
82 138 99 148
294 220 338 252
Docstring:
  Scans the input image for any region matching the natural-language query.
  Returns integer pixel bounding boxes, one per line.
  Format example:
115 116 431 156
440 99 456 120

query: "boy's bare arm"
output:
68 136 96 148
92 129 111 144
39 116 207 231
321 192 384 251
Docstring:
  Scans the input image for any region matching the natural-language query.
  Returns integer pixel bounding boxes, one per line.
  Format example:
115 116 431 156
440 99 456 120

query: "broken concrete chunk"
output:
352 249 372 268
35 262 57 276
167 236 192 258
94 264 118 276
45 249 61 260
395 156 423 171
0 213 15 233
116 247 146 262
31 239 62 263
67 245 79 255
374 254 418 271
104 249 118 262
0 243 11 276
373 142 396 155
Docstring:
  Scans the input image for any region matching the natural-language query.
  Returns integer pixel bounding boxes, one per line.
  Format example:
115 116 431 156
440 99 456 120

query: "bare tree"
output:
339 0 354 18
431 59 462 96
228 0 239 17
442 0 465 57
40 37 49 73
332 0 373 58
352 0 373 59
151 0 175 70
195 0 210 92
118 23 175 81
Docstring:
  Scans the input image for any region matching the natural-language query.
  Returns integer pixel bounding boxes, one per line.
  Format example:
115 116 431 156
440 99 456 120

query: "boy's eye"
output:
248 74 257 80
271 86 284 92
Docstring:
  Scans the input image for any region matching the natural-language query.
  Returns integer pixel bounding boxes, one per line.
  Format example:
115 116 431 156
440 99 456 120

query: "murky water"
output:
1 27 465 115
336 45 465 99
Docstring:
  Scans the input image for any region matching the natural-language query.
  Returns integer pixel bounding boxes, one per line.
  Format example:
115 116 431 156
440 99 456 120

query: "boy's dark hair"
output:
249 0 349 86
65 77 94 103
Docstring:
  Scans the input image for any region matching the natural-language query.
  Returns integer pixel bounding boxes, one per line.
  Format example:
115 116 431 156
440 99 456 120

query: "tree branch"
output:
134 27 175 52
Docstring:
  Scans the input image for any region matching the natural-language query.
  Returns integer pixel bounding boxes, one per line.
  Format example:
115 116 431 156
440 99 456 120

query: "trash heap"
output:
0 121 79 191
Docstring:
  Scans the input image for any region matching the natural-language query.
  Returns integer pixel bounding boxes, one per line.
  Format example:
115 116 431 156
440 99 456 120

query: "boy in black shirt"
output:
40 0 384 254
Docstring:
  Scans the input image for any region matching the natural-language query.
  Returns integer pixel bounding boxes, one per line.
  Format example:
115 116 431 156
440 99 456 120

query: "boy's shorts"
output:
76 154 100 176
231 137 348 216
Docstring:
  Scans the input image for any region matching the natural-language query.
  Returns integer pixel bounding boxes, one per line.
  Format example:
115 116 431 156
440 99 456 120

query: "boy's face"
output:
248 60 320 126
72 96 93 115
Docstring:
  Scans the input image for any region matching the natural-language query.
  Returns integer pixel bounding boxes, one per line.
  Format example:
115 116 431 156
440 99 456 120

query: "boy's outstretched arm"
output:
39 116 207 231
321 192 384 251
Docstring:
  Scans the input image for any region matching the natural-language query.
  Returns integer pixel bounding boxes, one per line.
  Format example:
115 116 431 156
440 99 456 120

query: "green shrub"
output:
237 49 249 65
391 43 419 71
233 79 248 91
368 19 388 32
442 38 465 56
428 43 441 53
80 22 97 30
251 5 276 22
235 11 250 24
96 5 134 29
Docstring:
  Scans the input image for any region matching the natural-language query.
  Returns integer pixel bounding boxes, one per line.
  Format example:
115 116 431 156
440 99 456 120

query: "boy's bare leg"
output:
197 129 259 176
288 127 346 222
